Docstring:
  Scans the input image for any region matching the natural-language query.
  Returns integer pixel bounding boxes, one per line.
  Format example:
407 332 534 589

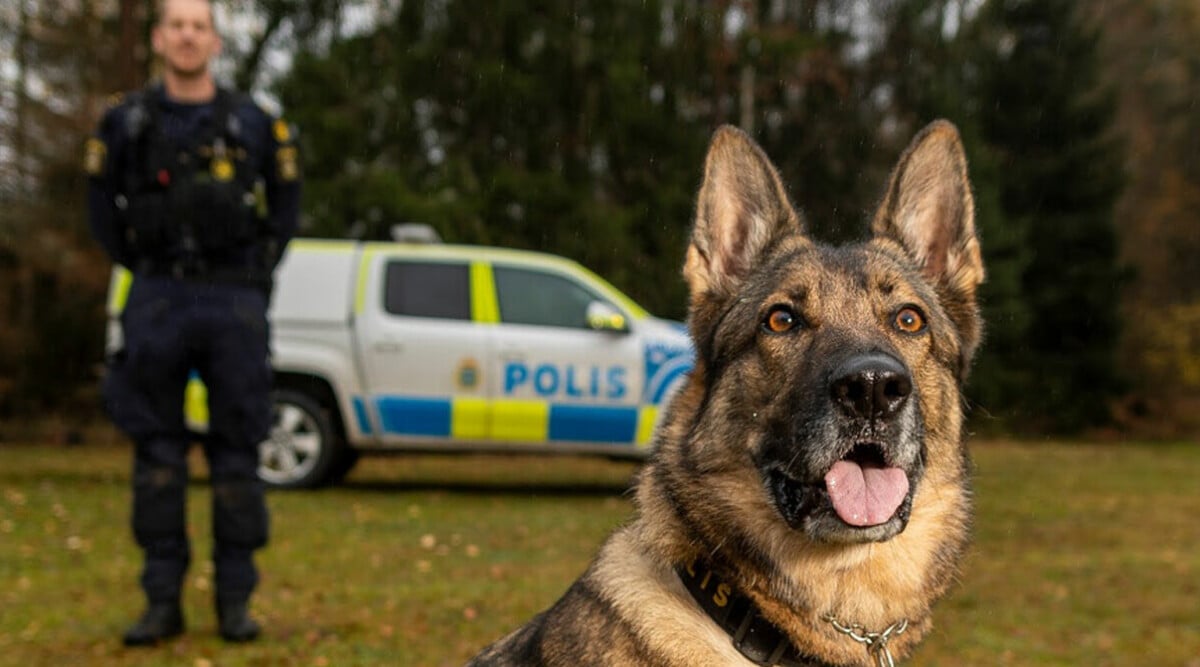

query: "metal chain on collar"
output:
823 615 909 667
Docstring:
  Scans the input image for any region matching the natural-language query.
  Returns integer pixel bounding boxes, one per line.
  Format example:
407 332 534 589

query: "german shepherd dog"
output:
468 120 984 667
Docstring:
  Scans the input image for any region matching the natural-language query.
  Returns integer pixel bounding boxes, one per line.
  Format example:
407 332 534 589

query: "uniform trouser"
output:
105 276 272 605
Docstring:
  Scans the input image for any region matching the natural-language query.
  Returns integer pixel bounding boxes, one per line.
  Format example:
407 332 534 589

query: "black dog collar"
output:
675 558 832 667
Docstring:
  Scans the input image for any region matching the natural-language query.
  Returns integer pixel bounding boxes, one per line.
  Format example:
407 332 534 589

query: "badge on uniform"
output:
84 138 107 176
211 157 235 181
273 119 292 143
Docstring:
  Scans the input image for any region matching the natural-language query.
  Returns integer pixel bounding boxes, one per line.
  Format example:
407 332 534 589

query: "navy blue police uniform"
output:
86 83 300 616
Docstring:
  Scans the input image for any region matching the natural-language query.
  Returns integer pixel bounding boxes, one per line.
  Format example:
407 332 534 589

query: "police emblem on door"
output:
457 358 480 390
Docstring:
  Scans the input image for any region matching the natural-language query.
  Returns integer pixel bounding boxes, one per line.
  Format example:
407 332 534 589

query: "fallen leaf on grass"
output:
19 621 39 641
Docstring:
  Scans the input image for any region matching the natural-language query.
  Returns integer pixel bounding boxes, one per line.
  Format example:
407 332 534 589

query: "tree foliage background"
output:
1 0 1197 437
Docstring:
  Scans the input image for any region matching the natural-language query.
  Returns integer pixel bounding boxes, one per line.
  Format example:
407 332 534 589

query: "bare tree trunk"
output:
118 0 143 89
236 5 288 92
14 0 29 187
13 0 34 334
739 0 756 133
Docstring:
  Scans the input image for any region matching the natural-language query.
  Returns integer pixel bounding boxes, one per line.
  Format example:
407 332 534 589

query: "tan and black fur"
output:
468 120 985 667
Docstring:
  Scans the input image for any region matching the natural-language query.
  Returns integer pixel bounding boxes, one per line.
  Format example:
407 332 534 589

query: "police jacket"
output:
86 83 301 287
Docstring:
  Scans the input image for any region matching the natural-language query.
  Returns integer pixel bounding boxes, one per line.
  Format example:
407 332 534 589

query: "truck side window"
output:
494 266 610 329
384 261 470 320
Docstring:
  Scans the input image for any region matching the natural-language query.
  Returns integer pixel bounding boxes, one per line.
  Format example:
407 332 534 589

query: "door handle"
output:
373 341 403 353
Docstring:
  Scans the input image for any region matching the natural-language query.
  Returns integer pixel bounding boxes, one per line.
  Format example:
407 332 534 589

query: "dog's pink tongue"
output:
825 461 909 527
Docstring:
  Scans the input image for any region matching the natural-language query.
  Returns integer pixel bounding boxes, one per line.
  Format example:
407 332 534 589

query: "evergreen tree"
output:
275 1 882 318
0 1 118 418
866 0 1033 431
276 1 722 319
743 1 881 245
973 0 1126 432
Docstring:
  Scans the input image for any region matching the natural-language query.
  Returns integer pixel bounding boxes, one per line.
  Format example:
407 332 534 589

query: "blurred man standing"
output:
85 0 300 645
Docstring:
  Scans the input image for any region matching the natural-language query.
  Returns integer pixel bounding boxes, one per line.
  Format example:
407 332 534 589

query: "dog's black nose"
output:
830 354 912 421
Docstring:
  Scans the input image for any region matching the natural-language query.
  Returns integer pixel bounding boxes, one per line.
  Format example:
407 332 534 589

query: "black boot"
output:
217 599 261 642
122 602 184 646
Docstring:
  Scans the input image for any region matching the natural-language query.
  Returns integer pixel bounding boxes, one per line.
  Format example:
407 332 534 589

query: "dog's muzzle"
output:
766 353 924 543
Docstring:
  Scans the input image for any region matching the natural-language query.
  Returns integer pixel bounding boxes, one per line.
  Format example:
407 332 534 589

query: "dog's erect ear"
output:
685 125 803 299
872 120 984 299
872 120 985 367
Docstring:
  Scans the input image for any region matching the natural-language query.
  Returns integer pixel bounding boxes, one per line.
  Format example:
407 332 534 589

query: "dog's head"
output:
676 121 983 546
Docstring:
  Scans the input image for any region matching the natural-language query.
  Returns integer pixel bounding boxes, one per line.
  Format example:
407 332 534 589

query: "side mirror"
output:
586 301 629 333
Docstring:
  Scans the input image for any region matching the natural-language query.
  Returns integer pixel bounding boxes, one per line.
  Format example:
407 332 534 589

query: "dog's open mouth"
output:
823 443 909 527
768 443 913 537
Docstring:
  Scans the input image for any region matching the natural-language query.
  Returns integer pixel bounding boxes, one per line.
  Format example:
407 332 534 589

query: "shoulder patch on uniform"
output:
84 137 107 176
276 146 300 182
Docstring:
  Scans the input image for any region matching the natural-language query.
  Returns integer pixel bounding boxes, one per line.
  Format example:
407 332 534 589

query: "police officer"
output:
85 0 300 646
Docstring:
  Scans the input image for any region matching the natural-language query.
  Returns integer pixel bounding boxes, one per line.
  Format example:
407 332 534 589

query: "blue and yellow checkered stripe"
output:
354 395 659 448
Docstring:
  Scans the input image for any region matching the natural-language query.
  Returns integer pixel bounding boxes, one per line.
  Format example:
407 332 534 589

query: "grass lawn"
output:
1 438 1198 666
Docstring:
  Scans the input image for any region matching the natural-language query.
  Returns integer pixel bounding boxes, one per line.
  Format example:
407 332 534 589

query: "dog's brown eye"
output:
764 307 799 334
894 306 925 334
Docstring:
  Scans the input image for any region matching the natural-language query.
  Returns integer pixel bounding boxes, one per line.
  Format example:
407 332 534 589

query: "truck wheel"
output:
258 389 347 489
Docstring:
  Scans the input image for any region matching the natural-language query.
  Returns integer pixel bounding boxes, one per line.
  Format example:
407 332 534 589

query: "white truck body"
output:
108 237 694 486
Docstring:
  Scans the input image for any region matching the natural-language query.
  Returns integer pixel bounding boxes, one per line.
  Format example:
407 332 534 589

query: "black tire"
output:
257 388 348 489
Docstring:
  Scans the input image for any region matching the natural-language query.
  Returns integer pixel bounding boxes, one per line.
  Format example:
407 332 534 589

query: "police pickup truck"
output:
107 230 693 488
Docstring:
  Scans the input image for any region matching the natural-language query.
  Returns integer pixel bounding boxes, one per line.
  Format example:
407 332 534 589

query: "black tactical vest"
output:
118 86 263 272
